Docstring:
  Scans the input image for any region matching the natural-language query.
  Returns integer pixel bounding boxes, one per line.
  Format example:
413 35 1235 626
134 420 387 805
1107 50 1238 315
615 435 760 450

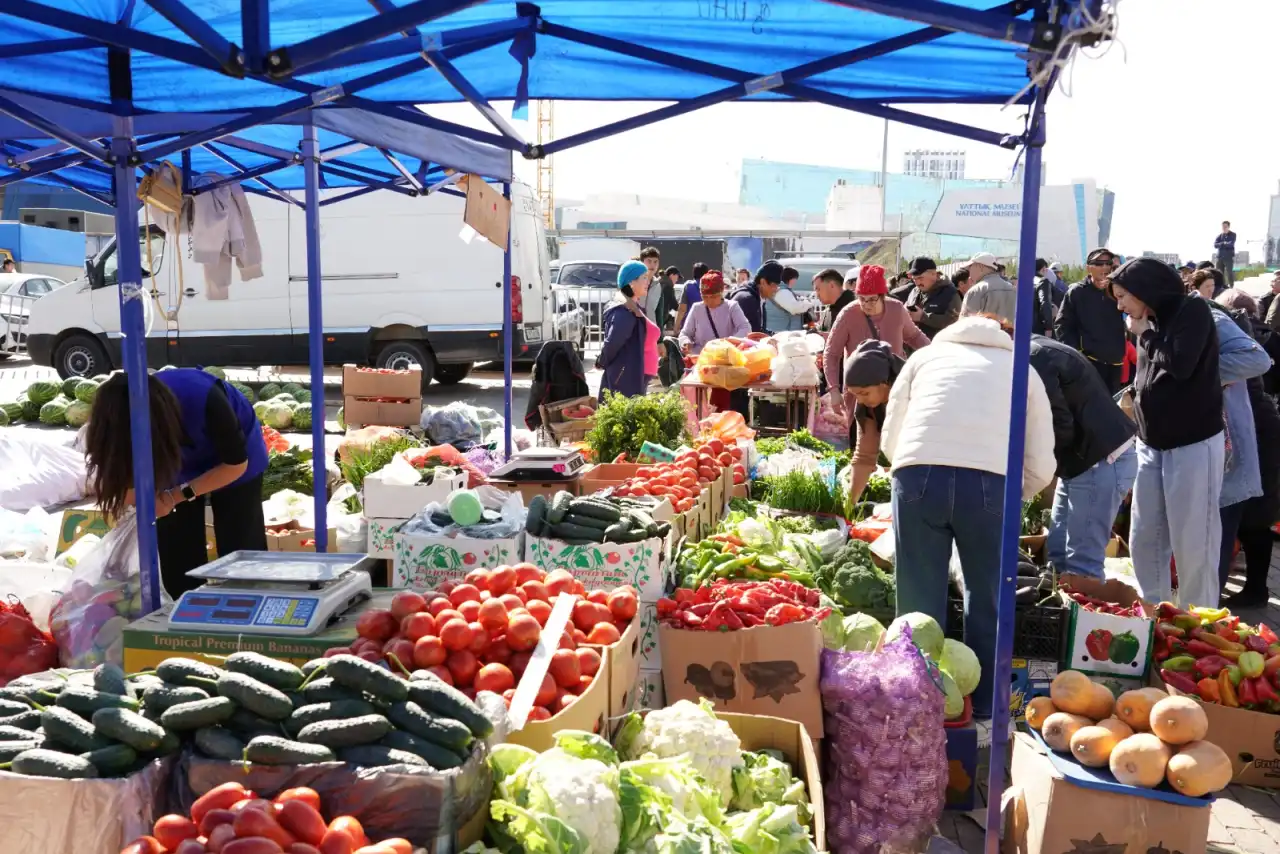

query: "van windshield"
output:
559 262 619 287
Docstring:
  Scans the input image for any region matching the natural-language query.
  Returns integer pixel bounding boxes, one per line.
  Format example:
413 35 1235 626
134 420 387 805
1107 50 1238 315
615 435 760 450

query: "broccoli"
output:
818 541 896 612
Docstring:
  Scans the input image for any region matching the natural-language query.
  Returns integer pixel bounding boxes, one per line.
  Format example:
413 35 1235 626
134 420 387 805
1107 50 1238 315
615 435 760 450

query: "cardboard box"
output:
1004 732 1210 854
1060 574 1153 678
585 615 641 718
366 517 408 557
633 668 664 710
636 602 661 669
120 591 395 672
721 712 825 853
730 483 749 500
659 620 824 737
1158 682 1280 788
392 532 524 588
55 506 113 555
266 527 339 552
488 476 583 507
362 466 466 520
578 463 645 493
945 722 979 811
506 648 610 752
341 364 422 398
342 395 421 428
524 535 671 603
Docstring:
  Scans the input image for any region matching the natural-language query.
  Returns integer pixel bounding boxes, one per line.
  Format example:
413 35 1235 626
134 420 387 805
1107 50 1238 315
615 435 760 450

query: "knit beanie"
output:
700 271 726 294
856 265 888 296
844 339 894 388
617 260 648 290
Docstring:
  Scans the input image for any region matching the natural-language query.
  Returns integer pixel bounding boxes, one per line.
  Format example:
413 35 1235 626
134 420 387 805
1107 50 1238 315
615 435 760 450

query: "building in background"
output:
903 149 966 180
1267 182 1280 267
1142 252 1181 265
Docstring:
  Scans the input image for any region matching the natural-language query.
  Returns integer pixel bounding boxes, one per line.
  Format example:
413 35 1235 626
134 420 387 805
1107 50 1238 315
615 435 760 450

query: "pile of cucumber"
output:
525 492 672 545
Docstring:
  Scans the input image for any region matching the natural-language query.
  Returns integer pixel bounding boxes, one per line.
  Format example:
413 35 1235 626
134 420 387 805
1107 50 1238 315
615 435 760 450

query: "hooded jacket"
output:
1207 303 1271 507
728 282 769 334
597 297 647 399
1112 259 1222 451
880 316 1056 500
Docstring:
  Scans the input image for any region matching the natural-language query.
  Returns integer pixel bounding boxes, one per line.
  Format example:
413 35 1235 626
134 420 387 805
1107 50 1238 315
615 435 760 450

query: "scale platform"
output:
168 551 374 636
490 447 586 482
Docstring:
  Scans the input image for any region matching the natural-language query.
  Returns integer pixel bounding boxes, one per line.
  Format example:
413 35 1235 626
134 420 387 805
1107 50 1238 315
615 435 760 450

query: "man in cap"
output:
902 257 961 339
959 251 1016 325
729 261 781 337
1055 248 1126 394
1048 262 1068 307
843 264 861 291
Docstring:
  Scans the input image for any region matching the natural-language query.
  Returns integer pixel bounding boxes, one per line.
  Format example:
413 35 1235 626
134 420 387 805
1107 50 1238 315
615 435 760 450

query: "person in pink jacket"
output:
826 264 931 419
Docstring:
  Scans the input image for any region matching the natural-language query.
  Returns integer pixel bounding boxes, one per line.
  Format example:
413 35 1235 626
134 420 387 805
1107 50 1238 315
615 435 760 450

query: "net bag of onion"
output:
819 628 947 854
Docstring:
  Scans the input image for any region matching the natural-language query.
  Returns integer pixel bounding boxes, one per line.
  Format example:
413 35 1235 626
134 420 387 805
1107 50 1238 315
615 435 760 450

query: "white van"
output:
26 181 555 386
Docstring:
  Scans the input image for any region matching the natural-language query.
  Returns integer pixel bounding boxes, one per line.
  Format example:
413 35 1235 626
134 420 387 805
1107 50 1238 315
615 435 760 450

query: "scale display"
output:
171 591 321 629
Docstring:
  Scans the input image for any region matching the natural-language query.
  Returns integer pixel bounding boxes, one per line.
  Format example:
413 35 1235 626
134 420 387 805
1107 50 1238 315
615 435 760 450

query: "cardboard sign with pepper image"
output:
1062 575 1154 677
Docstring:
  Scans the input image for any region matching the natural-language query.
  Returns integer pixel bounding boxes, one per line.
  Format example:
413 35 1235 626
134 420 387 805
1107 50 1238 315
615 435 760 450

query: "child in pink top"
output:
643 316 661 382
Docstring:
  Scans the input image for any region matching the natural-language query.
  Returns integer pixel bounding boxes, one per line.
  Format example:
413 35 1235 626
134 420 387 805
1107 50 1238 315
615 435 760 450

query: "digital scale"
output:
489 447 586 482
168 551 374 636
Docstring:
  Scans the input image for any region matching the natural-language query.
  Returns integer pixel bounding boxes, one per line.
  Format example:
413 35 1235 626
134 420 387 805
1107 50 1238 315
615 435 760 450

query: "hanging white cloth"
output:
189 173 264 300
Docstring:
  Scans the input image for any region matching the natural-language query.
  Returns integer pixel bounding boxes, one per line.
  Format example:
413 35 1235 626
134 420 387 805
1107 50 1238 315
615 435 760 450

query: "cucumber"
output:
323 655 409 703
244 735 335 765
160 696 237 731
209 672 293 721
385 701 472 751
551 521 605 542
0 698 32 717
300 659 329 678
546 491 573 525
301 677 364 705
55 686 141 717
40 707 111 752
154 730 181 756
379 730 464 769
224 652 306 692
194 726 247 760
0 739 42 762
296 714 391 749
156 657 221 687
92 664 129 697
127 674 164 694
627 509 658 536
286 700 376 737
10 748 98 778
142 684 210 714
526 494 548 535
407 678 494 738
227 706 284 738
338 744 430 769
567 498 622 522
0 710 41 731
561 512 612 532
91 707 166 752
81 744 138 774
0 725 39 741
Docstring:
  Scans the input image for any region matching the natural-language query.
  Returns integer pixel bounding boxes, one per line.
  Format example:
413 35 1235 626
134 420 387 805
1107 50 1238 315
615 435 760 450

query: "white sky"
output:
431 0 1278 261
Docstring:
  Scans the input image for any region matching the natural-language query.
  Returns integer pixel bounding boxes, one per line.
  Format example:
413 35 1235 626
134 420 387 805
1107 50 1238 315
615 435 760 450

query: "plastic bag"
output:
814 393 848 441
820 630 947 854
698 339 747 368
0 507 55 562
326 483 368 554
0 561 73 631
740 344 775 382
399 487 525 540
405 445 488 488
0 598 59 685
698 411 755 442
48 513 167 668
696 363 750 390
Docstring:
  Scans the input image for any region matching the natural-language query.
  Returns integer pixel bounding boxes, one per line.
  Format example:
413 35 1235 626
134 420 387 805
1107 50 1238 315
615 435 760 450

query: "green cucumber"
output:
156 658 221 687
546 491 573 525
0 739 42 762
296 714 391 749
603 522 645 543
379 729 464 769
338 744 430 768
567 498 622 522
0 710 41 731
227 706 283 737
0 725 39 741
81 744 138 774
160 696 237 731
154 730 181 756
208 672 293 721
0 698 32 717
142 684 210 714
224 652 306 692
550 521 605 541
91 707 166 751
300 659 329 678
244 735 335 765
286 700 377 737
301 677 364 705
561 512 612 531
55 686 141 717
92 664 129 697
627 509 658 536
323 655 409 703
194 727 247 760
10 748 98 778
385 701 472 751
40 707 111 752
407 678 494 738
526 494 548 535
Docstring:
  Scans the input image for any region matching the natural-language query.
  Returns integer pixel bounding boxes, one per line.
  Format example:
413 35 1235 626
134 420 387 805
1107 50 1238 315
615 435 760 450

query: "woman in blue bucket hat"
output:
597 260 653 399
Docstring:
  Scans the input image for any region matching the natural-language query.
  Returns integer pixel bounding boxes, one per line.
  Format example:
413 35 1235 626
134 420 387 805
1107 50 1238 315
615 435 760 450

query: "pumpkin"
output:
1049 671 1096 716
1041 712 1093 753
1025 696 1057 732
1165 740 1232 797
1070 724 1124 768
1109 733 1172 788
1115 688 1166 732
1149 696 1208 745
1095 717 1134 740
1083 682 1116 721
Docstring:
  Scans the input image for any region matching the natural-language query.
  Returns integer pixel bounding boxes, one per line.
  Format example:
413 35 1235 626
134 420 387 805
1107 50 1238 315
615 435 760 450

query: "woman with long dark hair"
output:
85 370 269 595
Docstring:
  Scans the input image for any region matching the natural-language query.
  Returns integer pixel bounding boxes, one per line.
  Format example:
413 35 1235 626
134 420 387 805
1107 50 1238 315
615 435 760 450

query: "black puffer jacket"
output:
1029 335 1137 479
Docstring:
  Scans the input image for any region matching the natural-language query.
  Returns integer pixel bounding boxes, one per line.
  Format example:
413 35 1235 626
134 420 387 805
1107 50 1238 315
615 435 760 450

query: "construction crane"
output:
535 100 555 229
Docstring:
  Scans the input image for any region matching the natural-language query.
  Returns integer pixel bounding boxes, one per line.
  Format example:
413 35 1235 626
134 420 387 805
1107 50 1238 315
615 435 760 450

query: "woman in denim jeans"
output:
882 315 1057 717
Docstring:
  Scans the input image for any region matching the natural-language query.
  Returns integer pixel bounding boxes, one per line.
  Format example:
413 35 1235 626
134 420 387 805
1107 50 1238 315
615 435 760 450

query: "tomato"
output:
446 649 479 686
527 706 552 722
120 838 166 854
487 565 517 594
448 584 482 606
388 591 427 621
506 613 541 651
379 840 414 854
433 608 465 627
509 651 533 676
548 648 582 688
474 662 516 693
521 580 551 602
206 825 237 853
512 563 545 584
607 589 638 621
477 599 509 632
467 622 490 654
400 611 436 642
559 630 576 650
557 694 578 713
412 635 447 668
273 788 322 812
357 650 382 663
426 665 453 686
705 438 725 455
200 808 238 835
382 638 415 670
544 569 576 597
572 628 588 645
322 646 349 658
586 590 609 606
464 568 491 588
587 622 621 645
577 673 595 693
573 600 609 633
233 807 295 847
426 597 453 618
513 586 530 603
355 609 398 643
349 638 380 657
498 593 524 612
439 620 474 652
730 446 744 461
328 817 369 849
277 799 328 846
574 647 601 676
525 599 553 626
154 815 200 850
483 637 512 665
193 783 253 826
457 600 481 622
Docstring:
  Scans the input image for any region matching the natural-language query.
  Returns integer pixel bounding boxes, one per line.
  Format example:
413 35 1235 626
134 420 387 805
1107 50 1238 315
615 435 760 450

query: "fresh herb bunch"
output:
262 447 315 498
338 434 421 492
773 514 839 534
863 472 892 504
585 388 690 464
787 429 835 455
758 470 845 515
755 437 788 457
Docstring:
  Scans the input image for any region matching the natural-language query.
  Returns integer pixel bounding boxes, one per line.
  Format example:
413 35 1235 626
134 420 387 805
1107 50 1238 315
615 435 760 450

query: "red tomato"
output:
439 620 474 652
587 623 621 645
388 591 427 621
436 579 458 596
277 799 328 846
557 694 578 713
446 650 479 686
477 599 509 632
327 817 368 849
233 807 295 848
457 600 481 622
498 593 524 612
548 648 582 688
513 586 530 603
153 815 200 851
577 673 595 693
192 782 252 826
572 628 588 645
426 597 453 618
479 590 492 602
574 647 601 676
467 622 490 654
349 638 380 657
426 665 453 686
464 568 491 589
412 636 446 668
382 638 415 670
532 672 557 707
474 662 516 693
586 590 609 606
506 613 541 652
273 788 322 812
120 838 165 854
400 612 436 642
527 706 552 722
559 631 576 650
607 589 638 621
544 569 576 597
706 438 725 455
488 566 517 594
509 651 533 676
357 650 382 663
433 608 465 627
448 584 482 606
513 563 545 585
483 637 512 665
355 609 398 643
521 580 551 602
573 600 608 633
525 599 553 626
322 647 349 658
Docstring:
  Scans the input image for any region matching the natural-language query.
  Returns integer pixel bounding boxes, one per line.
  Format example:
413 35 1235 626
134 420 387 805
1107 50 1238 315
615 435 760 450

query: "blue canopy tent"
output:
0 2 1114 849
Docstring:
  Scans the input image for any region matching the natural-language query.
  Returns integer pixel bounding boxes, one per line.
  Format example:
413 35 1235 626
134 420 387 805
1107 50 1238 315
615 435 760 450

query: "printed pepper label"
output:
1108 631 1140 665
1085 628 1113 661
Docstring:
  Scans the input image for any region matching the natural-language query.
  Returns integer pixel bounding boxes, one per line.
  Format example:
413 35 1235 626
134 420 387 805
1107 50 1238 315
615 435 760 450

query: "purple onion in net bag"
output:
820 628 947 854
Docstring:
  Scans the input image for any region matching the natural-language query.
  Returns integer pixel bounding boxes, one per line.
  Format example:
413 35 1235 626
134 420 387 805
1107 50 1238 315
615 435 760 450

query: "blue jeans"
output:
892 464 1004 718
1047 446 1138 579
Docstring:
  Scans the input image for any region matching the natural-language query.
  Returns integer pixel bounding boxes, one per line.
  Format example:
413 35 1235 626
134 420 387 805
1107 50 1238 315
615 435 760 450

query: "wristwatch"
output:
179 482 197 503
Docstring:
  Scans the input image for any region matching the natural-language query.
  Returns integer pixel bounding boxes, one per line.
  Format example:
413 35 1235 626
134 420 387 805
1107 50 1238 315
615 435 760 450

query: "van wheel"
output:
375 340 434 390
433 363 473 386
54 334 110 379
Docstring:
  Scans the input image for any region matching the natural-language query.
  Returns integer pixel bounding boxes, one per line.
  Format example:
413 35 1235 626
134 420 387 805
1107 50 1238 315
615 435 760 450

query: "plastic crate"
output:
1012 601 1069 661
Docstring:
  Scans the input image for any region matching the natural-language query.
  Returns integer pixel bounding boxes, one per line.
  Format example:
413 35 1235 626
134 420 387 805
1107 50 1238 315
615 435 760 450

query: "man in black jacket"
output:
1055 248 1127 393
1029 335 1137 578
1031 259 1057 337
903 257 961 339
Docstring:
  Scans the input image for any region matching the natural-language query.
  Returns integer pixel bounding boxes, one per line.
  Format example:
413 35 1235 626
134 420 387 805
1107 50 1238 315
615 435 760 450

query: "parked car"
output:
0 272 68 359
550 288 588 351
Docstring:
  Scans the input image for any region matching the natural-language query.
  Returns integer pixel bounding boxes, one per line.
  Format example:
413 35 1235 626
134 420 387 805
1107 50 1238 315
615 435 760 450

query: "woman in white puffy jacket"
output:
881 314 1056 719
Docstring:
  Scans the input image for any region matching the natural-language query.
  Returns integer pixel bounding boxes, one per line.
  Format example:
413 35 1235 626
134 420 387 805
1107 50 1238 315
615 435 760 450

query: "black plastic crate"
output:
1012 601 1069 661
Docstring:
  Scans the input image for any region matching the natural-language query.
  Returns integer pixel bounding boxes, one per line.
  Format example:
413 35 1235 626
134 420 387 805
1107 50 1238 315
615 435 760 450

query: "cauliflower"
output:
622 755 723 825
616 700 744 807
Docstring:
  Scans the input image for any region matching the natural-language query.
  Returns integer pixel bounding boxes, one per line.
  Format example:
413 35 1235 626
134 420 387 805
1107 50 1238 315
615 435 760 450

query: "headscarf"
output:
855 265 888 296
844 339 904 430
700 270 726 295
617 260 648 290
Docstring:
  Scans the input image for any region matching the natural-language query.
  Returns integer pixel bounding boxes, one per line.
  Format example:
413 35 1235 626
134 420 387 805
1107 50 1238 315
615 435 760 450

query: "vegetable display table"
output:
678 375 818 434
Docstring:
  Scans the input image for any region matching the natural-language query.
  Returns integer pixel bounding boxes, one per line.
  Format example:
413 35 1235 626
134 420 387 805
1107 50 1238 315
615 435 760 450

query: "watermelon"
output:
19 393 39 422
271 393 295 405
0 408 7 427
294 389 312 404
258 382 281 400
230 381 255 403
61 377 82 398
65 400 91 428
203 366 226 380
336 406 345 431
39 400 68 426
91 374 109 384
0 402 21 423
27 380 59 406
292 403 312 431
261 402 292 430
281 382 303 396
74 380 100 404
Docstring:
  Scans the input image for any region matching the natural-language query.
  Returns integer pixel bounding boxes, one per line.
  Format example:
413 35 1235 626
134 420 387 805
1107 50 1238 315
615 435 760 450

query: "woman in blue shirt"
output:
85 369 269 595
597 261 652 399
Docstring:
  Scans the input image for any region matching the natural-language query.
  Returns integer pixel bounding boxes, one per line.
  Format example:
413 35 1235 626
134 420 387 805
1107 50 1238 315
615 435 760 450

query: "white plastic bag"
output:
0 432 88 511
0 561 73 631
381 453 423 487
325 483 369 554
0 507 56 562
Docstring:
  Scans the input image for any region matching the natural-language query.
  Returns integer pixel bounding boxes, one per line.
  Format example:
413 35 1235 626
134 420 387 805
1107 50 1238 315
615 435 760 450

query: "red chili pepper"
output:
740 613 763 628
764 603 807 626
693 586 713 605
656 598 678 617
674 589 695 605
688 603 714 617
681 612 703 628
1185 639 1223 658
1240 677 1259 707
1254 676 1280 704
1160 669 1200 694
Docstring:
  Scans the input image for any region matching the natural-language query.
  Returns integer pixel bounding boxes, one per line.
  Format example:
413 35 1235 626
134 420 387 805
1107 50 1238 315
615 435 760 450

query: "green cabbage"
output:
941 670 965 719
938 638 981 696
27 380 59 405
39 399 68 425
252 400 271 419
886 611 945 659
724 803 817 854
262 402 293 429
841 612 886 652
65 400 91 428
74 379 99 404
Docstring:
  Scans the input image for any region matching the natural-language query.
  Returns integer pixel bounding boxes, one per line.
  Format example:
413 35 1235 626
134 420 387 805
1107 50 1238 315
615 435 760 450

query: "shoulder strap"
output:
702 302 722 340
863 309 879 341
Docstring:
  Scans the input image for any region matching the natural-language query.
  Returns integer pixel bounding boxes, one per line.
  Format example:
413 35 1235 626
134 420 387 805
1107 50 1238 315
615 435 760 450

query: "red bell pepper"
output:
1254 676 1280 705
1085 629 1113 661
1185 639 1223 658
1193 655 1232 679
1239 677 1259 708
1244 634 1271 655
1160 669 1200 695
1259 623 1279 646
1197 678 1222 703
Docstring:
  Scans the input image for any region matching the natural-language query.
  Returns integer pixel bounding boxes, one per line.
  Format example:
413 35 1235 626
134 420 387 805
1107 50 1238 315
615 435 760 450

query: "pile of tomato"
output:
613 438 747 513
331 563 638 722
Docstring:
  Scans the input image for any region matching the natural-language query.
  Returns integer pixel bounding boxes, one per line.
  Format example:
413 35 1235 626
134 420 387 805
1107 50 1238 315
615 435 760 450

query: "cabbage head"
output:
841 613 885 652
886 611 945 660
262 403 293 429
938 638 981 696
253 400 271 420
941 670 965 719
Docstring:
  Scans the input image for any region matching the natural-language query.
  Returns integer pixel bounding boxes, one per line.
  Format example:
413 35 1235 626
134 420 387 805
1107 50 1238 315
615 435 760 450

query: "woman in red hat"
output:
823 264 930 420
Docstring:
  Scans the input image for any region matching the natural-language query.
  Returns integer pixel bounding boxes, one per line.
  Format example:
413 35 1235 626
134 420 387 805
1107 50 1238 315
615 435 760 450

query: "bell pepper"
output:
1259 623 1279 646
1239 650 1267 679
1220 669 1240 707
1153 635 1171 663
1161 655 1198 673
1226 665 1243 686
1185 639 1225 658
1192 654 1232 679
1085 628 1113 661
1214 621 1242 643
1245 634 1271 655
1254 676 1280 705
1157 601 1190 621
1160 669 1200 694
1157 622 1186 638
1168 637 1189 657
1197 677 1222 703
1191 629 1245 652
1264 655 1280 677
1108 631 1141 665
1172 614 1203 633
1193 606 1231 623
1239 677 1259 708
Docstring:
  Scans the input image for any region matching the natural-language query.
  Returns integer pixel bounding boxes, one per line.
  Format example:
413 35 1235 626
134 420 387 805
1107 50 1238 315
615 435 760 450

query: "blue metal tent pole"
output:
302 115 329 553
111 123 162 613
502 181 513 459
983 87 1048 854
